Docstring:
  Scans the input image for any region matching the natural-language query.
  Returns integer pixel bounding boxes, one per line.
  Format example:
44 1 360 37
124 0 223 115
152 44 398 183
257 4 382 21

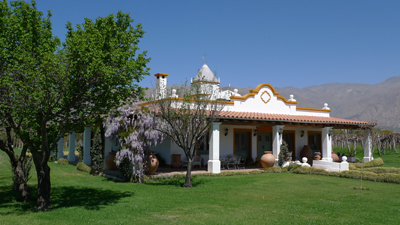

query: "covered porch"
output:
206 111 375 173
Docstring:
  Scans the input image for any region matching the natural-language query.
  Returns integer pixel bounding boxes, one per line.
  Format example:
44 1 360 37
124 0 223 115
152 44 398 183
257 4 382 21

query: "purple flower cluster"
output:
104 105 165 181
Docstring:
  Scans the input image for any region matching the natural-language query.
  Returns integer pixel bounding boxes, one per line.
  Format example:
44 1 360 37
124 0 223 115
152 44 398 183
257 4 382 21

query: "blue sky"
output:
35 0 400 89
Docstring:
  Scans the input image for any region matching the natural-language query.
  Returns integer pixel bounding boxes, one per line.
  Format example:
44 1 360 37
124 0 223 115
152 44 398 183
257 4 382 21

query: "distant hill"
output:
145 76 400 131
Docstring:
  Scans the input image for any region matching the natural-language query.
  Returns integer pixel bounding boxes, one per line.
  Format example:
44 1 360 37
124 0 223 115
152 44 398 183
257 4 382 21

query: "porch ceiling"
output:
217 111 376 129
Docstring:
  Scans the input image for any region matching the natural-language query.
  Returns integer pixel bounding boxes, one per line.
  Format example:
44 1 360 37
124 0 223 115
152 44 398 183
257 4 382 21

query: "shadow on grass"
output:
0 185 36 215
0 185 134 215
51 186 134 210
146 177 207 187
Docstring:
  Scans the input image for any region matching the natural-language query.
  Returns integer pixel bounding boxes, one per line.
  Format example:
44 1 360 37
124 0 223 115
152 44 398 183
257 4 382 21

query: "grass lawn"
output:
1 150 399 224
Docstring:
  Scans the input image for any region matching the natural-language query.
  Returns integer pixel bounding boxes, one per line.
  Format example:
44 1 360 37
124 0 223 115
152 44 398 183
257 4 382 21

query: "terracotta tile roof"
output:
218 111 376 126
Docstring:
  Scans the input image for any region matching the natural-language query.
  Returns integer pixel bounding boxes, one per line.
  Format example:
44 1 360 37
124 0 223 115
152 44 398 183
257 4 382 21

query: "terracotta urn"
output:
260 151 275 168
331 152 339 162
146 153 159 175
314 152 321 160
171 154 182 168
300 145 313 166
105 152 117 170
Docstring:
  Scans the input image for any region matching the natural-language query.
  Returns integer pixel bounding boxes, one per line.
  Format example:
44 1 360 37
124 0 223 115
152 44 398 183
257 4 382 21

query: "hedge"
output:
363 167 400 174
291 166 400 184
264 167 282 173
57 158 69 165
76 162 91 173
353 158 384 168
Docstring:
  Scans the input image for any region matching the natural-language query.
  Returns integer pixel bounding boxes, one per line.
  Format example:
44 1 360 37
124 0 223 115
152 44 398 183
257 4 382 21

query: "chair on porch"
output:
227 155 241 169
220 157 228 169
238 156 245 169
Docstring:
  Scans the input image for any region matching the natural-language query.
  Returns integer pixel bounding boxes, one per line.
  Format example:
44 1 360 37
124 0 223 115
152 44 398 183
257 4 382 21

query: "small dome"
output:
193 64 219 83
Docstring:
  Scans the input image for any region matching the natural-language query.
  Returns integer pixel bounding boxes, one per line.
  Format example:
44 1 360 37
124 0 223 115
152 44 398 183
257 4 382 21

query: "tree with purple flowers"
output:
104 105 165 183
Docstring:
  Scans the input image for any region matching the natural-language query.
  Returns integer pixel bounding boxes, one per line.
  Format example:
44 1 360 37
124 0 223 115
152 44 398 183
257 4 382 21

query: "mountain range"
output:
145 76 400 131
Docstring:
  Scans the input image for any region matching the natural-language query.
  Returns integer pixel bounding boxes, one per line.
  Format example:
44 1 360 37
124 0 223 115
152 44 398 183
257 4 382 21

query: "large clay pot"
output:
105 152 117 170
300 145 313 166
146 153 159 175
260 151 275 168
171 154 182 168
331 152 339 162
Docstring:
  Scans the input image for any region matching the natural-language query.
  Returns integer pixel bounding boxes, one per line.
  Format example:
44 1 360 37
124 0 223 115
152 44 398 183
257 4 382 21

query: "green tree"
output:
0 0 149 211
278 140 290 167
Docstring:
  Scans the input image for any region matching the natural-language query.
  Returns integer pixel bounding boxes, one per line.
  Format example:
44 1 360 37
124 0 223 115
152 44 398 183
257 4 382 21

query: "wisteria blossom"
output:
104 105 165 182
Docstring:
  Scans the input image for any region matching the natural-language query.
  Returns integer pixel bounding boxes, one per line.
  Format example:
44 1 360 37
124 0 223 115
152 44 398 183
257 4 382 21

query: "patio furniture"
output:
238 156 245 169
220 157 228 169
227 155 239 169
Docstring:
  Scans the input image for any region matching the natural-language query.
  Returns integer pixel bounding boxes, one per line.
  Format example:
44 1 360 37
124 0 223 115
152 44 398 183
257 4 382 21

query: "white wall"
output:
151 138 172 164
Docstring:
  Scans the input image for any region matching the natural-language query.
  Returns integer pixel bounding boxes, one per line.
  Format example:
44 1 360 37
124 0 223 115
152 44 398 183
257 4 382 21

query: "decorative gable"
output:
229 83 295 114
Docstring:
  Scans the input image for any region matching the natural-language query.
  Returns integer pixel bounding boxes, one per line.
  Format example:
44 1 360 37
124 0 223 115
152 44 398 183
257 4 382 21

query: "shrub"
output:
354 158 384 168
264 167 282 173
340 170 400 184
379 173 400 184
278 140 290 167
57 158 69 165
76 162 91 173
291 166 326 175
77 145 83 163
349 164 358 170
90 129 104 175
328 171 341 177
287 163 301 171
364 167 400 174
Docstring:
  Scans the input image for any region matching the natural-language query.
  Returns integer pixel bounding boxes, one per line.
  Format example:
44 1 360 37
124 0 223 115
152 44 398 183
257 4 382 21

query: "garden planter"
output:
171 154 182 168
146 153 159 175
314 153 321 160
300 145 313 165
347 156 356 163
331 152 339 162
260 151 275 168
105 152 117 170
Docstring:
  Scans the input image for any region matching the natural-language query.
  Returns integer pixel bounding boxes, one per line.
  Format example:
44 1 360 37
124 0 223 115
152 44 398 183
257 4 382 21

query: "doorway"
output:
234 129 252 159
257 132 272 161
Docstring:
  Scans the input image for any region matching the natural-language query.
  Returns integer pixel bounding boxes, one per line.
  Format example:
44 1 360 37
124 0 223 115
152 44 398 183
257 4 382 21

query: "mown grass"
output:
1 150 400 224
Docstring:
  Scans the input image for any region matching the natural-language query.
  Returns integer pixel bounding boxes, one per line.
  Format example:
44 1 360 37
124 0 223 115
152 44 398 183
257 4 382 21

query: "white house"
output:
148 63 376 173
59 63 375 173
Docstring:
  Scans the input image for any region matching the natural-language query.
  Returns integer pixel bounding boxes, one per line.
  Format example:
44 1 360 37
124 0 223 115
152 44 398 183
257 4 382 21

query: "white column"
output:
363 129 373 162
103 137 112 170
321 127 333 162
57 137 64 159
272 125 284 165
68 132 76 162
208 122 221 173
83 127 91 165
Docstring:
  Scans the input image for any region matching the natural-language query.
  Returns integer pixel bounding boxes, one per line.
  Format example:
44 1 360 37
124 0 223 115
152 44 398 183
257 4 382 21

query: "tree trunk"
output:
12 160 30 202
32 151 51 211
183 158 193 188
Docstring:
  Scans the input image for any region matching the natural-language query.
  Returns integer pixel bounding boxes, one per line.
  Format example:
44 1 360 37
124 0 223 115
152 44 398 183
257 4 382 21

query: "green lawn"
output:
1 150 399 224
